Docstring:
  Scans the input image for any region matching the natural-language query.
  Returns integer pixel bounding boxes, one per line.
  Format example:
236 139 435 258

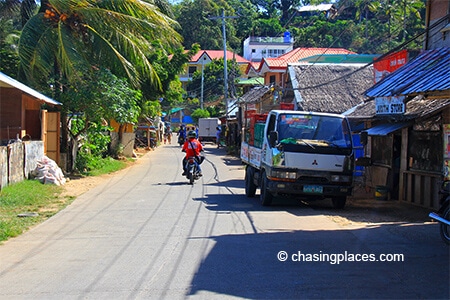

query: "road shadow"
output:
201 177 433 224
193 193 310 214
186 225 449 299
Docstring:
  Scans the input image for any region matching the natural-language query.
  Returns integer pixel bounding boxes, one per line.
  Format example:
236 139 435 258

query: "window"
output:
269 75 276 84
188 66 197 77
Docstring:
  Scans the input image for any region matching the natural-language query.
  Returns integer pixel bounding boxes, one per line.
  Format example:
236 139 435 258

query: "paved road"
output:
0 143 448 299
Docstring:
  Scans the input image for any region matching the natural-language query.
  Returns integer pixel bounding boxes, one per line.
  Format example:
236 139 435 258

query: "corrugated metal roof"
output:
365 48 450 97
364 122 411 136
260 48 356 70
0 72 62 106
296 4 335 12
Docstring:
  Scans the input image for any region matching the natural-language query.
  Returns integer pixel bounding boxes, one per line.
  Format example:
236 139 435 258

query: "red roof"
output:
191 50 249 63
258 47 356 71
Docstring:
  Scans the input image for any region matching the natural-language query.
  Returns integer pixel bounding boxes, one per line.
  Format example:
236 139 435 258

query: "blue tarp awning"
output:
364 122 411 136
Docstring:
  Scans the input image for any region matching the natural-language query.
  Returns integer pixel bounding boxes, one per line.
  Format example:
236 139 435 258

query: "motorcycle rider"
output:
182 130 203 176
177 124 186 146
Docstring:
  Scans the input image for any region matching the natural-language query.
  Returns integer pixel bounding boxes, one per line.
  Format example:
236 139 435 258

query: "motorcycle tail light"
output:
188 158 195 163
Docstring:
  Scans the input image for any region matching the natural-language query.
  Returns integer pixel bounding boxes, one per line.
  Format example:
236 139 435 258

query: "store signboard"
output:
375 96 405 115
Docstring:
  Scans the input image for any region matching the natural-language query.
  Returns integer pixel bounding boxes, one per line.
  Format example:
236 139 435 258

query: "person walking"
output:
216 126 222 148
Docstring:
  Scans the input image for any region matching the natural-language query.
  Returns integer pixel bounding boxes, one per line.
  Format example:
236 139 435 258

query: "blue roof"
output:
365 48 450 97
364 122 411 136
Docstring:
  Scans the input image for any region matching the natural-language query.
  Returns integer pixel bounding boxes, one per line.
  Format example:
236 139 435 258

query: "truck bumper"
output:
266 180 352 198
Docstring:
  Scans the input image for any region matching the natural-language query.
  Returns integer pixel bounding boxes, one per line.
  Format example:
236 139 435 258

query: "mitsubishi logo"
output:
312 159 318 165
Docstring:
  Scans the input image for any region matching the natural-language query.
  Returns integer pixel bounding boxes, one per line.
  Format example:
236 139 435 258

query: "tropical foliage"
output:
0 0 427 172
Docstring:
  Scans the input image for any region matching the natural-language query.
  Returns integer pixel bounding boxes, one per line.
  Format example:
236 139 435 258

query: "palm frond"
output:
18 14 57 82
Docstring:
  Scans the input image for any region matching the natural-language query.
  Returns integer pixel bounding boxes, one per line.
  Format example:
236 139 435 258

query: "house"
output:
247 47 356 87
344 0 450 209
0 72 62 188
178 50 250 93
294 4 338 19
348 47 449 209
242 33 294 62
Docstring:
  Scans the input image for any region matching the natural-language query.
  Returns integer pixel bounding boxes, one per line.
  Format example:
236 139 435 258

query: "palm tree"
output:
17 0 183 169
18 0 182 88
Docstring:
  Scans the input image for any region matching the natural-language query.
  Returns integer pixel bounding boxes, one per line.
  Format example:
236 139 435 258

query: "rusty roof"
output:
365 47 450 98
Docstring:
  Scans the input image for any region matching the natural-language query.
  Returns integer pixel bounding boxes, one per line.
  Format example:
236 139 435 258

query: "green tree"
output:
17 0 182 169
187 58 241 105
19 0 182 88
191 108 210 123
141 42 200 112
173 0 241 51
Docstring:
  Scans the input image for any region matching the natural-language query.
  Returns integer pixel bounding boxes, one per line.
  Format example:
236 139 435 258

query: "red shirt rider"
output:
182 135 203 158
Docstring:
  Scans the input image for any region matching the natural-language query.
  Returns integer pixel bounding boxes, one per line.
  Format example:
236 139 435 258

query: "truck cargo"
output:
198 118 221 142
241 110 354 208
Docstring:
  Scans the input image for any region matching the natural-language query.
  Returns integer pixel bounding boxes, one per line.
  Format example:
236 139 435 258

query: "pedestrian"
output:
216 126 221 148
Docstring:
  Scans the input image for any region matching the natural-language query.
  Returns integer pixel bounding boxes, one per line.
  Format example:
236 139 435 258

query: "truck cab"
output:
242 110 354 208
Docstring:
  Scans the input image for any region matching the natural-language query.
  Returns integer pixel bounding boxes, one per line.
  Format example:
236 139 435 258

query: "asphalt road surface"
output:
0 143 448 299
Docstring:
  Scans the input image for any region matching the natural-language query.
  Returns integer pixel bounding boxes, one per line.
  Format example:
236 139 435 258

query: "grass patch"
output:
84 156 129 176
0 157 132 244
0 180 70 243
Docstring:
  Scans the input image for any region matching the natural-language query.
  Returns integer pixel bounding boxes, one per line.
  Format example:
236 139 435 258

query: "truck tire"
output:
332 196 346 209
245 166 257 197
260 171 273 206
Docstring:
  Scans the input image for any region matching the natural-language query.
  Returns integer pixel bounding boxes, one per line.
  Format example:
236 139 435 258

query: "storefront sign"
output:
373 50 408 83
375 96 405 115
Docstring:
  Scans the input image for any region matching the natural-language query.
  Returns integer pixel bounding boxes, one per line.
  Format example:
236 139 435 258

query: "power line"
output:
290 13 450 92
208 10 239 119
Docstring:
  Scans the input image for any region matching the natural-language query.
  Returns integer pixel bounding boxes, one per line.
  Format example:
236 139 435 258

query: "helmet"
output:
187 131 196 138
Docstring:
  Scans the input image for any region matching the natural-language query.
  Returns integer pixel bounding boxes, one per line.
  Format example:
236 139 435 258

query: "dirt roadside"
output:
59 148 152 199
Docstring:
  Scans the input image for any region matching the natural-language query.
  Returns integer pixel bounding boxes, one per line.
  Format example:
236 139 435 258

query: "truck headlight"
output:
331 175 352 183
271 170 297 181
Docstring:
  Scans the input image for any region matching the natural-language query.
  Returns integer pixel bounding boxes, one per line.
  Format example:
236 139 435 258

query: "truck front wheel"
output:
260 171 273 206
245 166 257 197
332 196 346 209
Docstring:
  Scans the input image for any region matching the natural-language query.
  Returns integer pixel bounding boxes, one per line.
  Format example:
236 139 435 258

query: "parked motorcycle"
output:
429 180 450 245
178 135 185 146
185 156 201 184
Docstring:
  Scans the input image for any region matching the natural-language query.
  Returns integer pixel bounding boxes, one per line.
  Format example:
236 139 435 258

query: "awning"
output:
364 122 411 136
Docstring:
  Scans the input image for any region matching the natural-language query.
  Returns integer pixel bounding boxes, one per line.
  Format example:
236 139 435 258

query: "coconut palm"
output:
18 0 182 88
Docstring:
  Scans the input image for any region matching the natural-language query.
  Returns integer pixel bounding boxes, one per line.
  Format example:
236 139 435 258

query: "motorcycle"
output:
185 156 202 184
429 180 450 245
178 135 185 146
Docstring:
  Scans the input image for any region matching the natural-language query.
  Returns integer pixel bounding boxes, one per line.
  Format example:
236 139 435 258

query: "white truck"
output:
198 118 221 142
241 110 354 208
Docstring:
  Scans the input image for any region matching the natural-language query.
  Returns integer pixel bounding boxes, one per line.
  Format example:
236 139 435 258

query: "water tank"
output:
283 31 291 43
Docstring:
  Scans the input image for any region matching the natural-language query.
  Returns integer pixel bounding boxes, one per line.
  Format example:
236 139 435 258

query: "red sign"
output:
373 50 408 83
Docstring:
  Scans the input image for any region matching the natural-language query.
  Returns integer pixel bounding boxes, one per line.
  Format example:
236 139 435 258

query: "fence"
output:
0 141 44 190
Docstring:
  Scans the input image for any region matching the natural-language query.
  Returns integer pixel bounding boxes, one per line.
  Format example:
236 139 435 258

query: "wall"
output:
0 141 44 190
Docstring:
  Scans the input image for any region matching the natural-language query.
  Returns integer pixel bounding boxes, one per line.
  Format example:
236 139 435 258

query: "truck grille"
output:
297 176 328 184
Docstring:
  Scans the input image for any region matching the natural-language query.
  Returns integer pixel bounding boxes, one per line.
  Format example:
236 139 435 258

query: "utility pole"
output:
208 9 238 122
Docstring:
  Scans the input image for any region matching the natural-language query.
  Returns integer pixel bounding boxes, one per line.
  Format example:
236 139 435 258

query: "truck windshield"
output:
277 114 352 154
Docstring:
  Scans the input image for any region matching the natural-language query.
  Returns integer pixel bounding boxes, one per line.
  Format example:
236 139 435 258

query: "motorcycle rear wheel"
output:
188 171 194 184
440 206 450 245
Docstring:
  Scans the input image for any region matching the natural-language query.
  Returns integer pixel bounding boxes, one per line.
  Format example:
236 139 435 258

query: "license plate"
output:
303 185 323 194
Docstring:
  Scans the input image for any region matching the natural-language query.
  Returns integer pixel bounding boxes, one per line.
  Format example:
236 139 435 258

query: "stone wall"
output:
0 141 44 190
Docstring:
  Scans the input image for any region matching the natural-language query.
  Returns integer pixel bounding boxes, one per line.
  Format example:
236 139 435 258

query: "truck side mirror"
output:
360 131 368 146
269 131 278 147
